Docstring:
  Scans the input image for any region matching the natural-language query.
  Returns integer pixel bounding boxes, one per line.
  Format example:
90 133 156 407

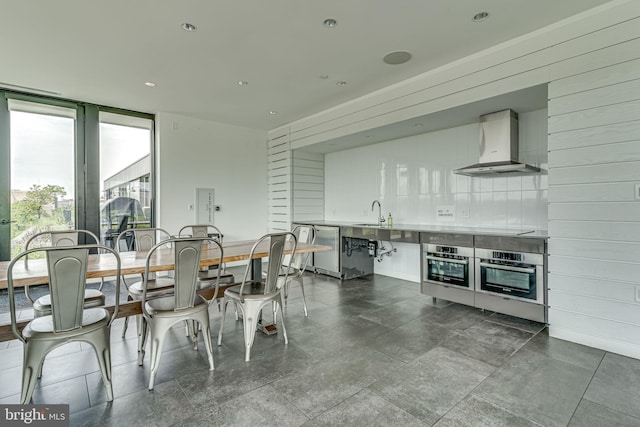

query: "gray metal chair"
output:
281 225 316 317
178 224 235 288
115 228 174 352
24 229 105 317
217 232 296 362
139 237 223 390
7 244 121 404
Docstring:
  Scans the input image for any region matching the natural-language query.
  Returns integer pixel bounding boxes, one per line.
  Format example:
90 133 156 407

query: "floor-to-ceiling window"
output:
0 91 154 260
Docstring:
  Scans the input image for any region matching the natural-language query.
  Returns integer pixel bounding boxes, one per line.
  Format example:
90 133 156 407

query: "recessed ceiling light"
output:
269 111 278 115
238 81 248 86
472 12 489 22
181 22 197 32
145 82 156 87
336 81 347 86
323 18 337 28
383 51 412 65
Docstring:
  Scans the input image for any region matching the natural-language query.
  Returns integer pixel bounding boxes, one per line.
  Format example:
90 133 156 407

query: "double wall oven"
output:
421 233 547 323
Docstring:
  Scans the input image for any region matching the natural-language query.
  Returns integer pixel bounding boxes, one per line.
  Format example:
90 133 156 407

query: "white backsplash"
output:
325 109 548 231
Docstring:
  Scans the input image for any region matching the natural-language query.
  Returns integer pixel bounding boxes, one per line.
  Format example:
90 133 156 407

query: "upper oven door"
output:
476 259 543 304
424 251 473 288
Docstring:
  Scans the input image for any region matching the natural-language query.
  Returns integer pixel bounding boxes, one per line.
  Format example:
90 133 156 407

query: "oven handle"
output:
479 262 535 274
425 255 468 265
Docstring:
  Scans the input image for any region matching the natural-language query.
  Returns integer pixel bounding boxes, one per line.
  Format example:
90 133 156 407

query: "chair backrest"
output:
25 229 100 251
7 244 121 339
142 237 223 309
239 232 297 296
115 227 170 252
178 224 223 242
287 225 316 273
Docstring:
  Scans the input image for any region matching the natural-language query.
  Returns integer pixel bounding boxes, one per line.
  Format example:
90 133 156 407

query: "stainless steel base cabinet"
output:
313 225 341 278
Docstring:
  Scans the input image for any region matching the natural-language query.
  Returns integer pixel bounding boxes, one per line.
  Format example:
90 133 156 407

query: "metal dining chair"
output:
23 229 106 317
7 244 121 404
281 225 316 317
139 237 223 390
178 224 235 288
114 228 174 354
217 232 296 362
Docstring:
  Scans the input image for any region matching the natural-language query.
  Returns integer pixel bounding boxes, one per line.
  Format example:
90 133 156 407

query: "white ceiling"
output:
0 1 612 131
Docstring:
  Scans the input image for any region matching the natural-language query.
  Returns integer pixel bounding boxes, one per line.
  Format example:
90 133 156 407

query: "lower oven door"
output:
477 260 543 304
425 255 472 288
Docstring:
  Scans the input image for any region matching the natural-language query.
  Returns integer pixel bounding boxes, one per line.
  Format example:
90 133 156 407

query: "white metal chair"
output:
139 237 223 390
280 225 316 317
24 229 105 317
7 244 121 404
115 228 174 354
178 224 235 288
217 232 296 362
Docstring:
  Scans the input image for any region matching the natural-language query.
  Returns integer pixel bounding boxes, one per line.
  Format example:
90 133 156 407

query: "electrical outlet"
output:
635 183 640 200
636 285 640 303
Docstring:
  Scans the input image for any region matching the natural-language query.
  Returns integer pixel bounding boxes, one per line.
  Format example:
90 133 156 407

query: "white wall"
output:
548 59 640 359
156 112 268 241
324 109 548 230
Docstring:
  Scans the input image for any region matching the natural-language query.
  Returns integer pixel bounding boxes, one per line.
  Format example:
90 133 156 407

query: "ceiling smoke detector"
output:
383 51 412 65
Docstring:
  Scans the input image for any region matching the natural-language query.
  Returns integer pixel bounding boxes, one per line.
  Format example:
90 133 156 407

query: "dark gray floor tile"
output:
0 366 24 399
362 320 454 363
583 353 640 419
422 304 493 331
31 376 91 414
522 330 605 371
271 349 397 419
475 348 594 427
305 388 424 427
440 321 534 367
569 399 640 427
177 384 308 427
369 346 495 424
86 358 150 406
37 347 101 387
0 344 23 371
486 312 546 334
434 394 540 427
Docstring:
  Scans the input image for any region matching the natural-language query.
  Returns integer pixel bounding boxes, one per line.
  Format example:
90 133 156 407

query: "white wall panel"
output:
549 57 640 97
549 161 640 185
549 120 640 150
550 290 640 327
548 79 640 116
549 182 637 202
549 272 638 303
549 99 640 133
549 221 640 242
549 238 640 263
549 202 640 222
549 140 640 167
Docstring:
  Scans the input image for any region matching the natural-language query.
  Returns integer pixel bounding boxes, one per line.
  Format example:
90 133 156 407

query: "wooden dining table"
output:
0 239 329 342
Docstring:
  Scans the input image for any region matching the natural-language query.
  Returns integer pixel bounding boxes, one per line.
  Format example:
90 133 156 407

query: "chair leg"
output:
279 294 289 345
122 295 134 338
217 298 231 346
297 276 308 317
194 311 215 371
86 327 114 401
21 340 55 404
147 317 170 391
240 301 264 362
137 315 148 366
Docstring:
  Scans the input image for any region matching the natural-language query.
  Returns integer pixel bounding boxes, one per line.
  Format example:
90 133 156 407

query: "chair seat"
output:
128 277 175 298
144 294 208 317
224 282 280 301
33 289 105 316
24 308 110 338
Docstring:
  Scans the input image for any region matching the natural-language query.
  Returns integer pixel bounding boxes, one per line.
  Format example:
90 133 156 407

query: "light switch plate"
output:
636 285 640 303
635 183 640 200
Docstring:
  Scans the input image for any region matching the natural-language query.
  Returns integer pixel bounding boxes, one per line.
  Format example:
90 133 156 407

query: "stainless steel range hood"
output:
453 109 540 176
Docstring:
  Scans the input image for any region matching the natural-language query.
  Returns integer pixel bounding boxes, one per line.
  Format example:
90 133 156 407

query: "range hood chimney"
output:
453 109 540 176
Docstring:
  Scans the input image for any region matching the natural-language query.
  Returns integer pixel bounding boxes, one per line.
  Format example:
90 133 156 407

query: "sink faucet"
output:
371 200 385 226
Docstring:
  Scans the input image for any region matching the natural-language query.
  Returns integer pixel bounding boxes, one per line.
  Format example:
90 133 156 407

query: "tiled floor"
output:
1 272 640 426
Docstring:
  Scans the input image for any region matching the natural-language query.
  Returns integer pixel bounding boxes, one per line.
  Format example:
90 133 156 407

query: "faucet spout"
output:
371 200 385 226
